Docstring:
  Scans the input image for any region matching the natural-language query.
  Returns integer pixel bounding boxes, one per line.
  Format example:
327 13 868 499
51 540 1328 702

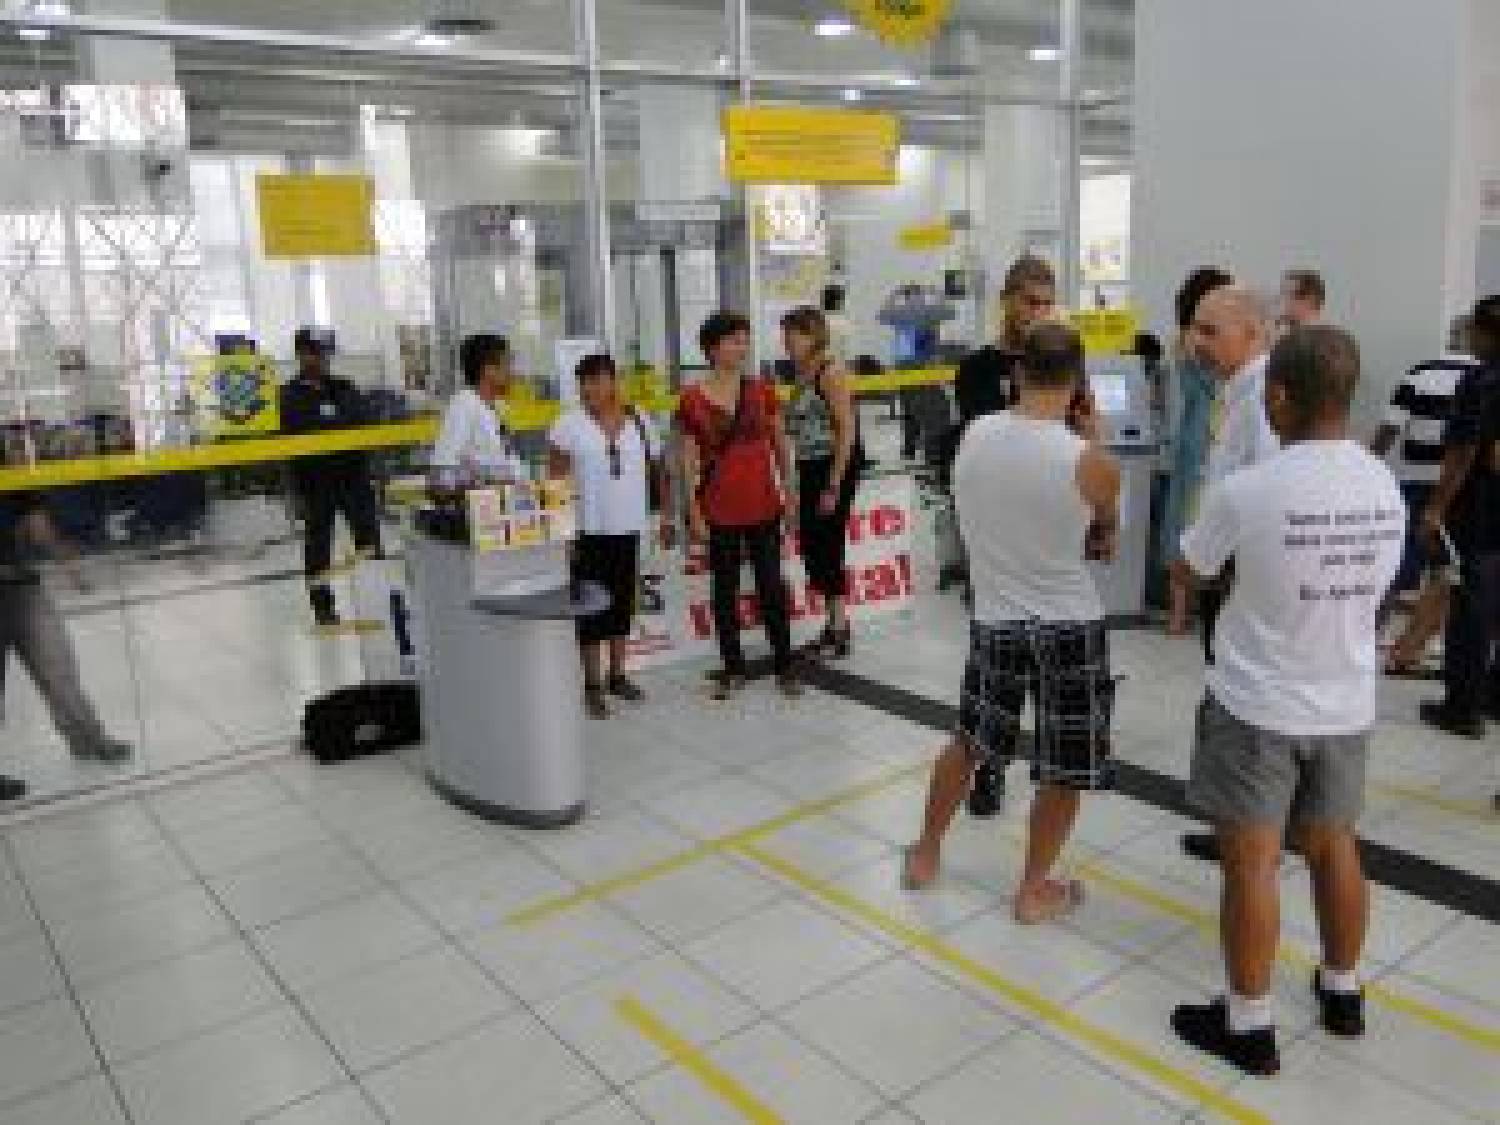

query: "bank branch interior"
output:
0 2 1498 1124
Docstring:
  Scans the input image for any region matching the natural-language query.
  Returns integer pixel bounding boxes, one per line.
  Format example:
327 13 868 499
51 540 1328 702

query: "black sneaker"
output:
708 670 747 702
1182 832 1222 863
607 674 646 703
966 763 1004 818
1170 998 1281 1077
1418 701 1485 740
584 685 611 721
828 626 852 661
70 737 134 764
777 671 805 699
1312 971 1365 1038
0 775 27 802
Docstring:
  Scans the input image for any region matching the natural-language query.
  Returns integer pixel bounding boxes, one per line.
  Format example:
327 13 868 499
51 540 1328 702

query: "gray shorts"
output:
1187 693 1368 827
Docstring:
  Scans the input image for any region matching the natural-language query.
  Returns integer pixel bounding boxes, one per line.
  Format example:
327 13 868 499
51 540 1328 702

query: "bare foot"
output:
901 844 940 891
1013 878 1085 925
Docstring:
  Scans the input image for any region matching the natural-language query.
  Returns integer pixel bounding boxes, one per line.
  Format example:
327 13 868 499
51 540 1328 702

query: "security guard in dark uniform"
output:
280 328 382 626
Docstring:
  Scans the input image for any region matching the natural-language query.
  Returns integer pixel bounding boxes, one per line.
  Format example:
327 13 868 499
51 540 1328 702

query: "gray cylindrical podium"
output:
406 529 605 828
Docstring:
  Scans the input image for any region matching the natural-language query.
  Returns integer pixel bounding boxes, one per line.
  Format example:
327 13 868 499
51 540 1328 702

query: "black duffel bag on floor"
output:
302 682 421 764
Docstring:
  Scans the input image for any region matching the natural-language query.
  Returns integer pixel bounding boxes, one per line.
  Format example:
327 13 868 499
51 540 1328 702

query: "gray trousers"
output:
0 581 107 751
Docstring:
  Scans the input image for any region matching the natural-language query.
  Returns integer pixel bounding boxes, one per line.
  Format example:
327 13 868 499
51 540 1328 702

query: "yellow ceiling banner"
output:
256 173 377 258
842 0 954 46
899 221 954 251
1070 307 1141 356
724 105 900 185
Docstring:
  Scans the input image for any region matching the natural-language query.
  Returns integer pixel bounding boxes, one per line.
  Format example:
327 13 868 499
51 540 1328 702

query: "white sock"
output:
1319 965 1361 994
1227 992 1275 1034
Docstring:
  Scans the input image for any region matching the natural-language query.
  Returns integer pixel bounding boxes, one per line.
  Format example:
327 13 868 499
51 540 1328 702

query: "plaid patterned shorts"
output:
956 619 1116 792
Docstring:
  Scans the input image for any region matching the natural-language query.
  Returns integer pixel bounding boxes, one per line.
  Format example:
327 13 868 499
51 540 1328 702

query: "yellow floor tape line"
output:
615 995 785 1125
737 843 1268 1125
1373 782 1499 826
311 619 384 638
1070 855 1500 1055
505 762 925 926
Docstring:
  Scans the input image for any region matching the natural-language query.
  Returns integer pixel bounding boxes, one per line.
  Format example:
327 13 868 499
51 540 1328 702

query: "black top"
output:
279 375 372 485
1444 362 1500 551
0 490 43 584
954 345 1021 430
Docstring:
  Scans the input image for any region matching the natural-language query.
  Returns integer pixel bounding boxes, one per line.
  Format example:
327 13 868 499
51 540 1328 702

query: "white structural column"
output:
634 85 727 369
636 85 725 205
981 103 1062 304
1133 0 1484 413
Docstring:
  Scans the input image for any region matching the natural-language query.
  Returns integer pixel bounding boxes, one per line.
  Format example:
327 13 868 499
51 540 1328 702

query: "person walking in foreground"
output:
676 312 802 701
549 354 673 720
1169 326 1403 1076
781 306 861 660
902 322 1120 924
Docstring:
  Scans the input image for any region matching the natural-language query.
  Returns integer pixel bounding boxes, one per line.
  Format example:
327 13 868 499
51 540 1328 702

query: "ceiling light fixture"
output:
713 50 731 69
17 27 51 41
413 31 454 49
30 1 71 18
891 75 921 88
841 87 863 103
1028 45 1063 62
815 15 855 38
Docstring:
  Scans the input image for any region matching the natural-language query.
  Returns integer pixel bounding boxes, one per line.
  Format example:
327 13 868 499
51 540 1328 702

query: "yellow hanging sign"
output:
1070 307 1142 356
841 0 954 46
899 221 954 251
724 106 900 186
190 352 282 436
256 173 377 258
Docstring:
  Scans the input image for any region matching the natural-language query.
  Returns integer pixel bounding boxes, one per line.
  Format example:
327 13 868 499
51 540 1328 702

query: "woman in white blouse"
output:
431 334 527 483
548 354 673 720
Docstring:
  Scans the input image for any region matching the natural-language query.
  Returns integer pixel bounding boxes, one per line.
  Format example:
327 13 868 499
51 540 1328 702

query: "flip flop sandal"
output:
900 845 937 892
1014 879 1086 925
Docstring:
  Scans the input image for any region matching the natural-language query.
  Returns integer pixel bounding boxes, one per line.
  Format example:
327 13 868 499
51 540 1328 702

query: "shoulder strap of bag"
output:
695 379 749 495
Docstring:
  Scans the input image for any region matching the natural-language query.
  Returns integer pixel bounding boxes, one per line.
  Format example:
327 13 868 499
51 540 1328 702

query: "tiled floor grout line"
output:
0 831 139 1125
258 758 676 1122
129 796 395 1125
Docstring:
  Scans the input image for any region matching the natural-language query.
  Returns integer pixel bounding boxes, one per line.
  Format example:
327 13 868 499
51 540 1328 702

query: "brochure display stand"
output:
408 483 602 828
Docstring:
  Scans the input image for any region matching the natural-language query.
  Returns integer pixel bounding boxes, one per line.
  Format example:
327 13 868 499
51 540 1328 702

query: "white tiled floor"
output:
2 513 1499 1123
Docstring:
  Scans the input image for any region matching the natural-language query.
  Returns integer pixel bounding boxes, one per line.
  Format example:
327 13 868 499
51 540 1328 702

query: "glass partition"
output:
0 28 587 806
0 1 1088 808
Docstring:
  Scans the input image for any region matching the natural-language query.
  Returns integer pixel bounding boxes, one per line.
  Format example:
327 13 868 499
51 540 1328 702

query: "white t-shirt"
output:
1205 353 1280 486
956 412 1103 623
432 388 526 479
548 408 661 535
1182 441 1405 735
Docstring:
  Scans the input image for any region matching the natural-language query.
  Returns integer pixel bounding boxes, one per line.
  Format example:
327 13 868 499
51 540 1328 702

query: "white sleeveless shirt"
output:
954 412 1103 623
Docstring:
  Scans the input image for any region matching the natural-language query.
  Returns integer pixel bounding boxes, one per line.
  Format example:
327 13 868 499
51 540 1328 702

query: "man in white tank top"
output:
903 323 1122 925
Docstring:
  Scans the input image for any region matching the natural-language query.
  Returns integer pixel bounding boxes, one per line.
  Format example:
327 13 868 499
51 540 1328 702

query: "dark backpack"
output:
302 682 421 764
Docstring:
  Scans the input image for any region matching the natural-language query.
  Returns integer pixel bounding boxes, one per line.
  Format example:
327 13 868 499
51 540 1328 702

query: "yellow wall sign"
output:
1070 307 1141 356
256 174 377 259
190 353 282 436
724 106 900 186
841 0 953 46
899 221 954 251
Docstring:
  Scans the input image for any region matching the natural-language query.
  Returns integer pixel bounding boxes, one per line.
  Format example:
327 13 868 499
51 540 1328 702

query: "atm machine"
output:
1085 353 1157 620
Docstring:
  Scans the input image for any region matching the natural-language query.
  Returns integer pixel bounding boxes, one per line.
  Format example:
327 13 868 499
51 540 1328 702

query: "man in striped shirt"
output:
1370 317 1480 672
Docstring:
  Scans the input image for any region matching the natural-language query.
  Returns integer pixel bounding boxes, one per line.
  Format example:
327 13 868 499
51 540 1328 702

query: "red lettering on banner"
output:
897 552 913 595
860 562 902 604
870 505 905 538
688 602 714 639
